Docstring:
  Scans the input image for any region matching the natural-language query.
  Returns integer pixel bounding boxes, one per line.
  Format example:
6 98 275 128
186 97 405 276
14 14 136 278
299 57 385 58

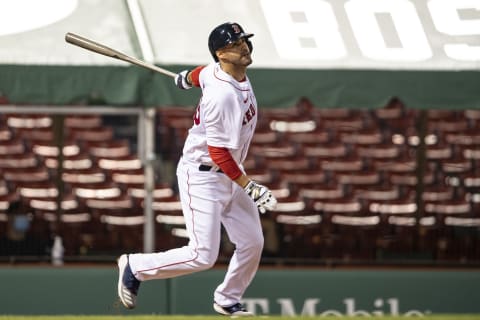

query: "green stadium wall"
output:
1 64 480 109
0 266 478 316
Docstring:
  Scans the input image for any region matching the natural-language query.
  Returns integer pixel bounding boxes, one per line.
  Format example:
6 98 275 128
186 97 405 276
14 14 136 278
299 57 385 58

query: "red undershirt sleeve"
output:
190 66 205 87
208 145 243 180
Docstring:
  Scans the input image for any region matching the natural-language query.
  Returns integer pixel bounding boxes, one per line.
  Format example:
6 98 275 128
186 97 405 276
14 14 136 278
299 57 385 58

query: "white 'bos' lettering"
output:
428 0 480 61
259 0 346 60
345 0 432 61
260 0 480 63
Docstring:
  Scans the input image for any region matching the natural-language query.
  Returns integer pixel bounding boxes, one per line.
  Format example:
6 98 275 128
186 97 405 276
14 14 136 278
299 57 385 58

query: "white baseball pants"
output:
128 158 264 306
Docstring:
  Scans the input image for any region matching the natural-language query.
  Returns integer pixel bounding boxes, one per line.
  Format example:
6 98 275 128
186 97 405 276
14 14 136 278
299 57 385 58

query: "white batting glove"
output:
174 70 192 90
244 180 277 214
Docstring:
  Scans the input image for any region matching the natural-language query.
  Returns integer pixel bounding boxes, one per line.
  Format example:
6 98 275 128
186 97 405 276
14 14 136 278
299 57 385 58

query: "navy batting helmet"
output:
208 22 254 62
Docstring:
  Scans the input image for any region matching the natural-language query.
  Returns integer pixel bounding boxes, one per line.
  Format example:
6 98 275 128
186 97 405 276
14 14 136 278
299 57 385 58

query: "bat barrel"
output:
65 32 176 78
65 32 121 59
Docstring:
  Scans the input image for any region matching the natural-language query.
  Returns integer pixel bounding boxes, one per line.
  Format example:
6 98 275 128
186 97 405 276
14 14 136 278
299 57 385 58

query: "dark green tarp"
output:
1 64 479 109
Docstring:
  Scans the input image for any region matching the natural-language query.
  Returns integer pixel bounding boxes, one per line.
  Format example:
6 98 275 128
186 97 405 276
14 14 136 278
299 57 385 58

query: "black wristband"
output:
185 70 192 86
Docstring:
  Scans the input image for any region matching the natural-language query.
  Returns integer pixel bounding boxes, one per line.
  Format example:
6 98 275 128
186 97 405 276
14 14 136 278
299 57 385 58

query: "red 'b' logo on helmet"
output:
232 24 241 34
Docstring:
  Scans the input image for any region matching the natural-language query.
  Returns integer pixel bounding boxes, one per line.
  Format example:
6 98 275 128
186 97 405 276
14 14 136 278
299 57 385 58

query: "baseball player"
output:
117 22 277 316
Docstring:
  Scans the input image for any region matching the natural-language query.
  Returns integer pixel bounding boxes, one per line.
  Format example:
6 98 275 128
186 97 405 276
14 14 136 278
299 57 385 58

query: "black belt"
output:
199 164 223 173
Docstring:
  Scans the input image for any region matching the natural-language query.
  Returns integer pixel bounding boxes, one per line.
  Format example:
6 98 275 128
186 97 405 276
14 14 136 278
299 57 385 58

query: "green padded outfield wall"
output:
1 65 480 109
0 266 478 316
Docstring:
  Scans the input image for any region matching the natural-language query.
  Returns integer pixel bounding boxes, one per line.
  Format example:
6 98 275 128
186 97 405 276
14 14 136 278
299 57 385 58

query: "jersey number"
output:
193 105 201 125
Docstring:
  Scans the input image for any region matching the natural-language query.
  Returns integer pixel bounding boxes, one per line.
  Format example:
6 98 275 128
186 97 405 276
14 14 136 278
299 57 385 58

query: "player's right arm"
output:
208 145 277 214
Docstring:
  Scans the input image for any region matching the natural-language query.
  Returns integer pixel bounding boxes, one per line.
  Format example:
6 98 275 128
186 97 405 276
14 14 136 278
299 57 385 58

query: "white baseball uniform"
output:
128 62 263 307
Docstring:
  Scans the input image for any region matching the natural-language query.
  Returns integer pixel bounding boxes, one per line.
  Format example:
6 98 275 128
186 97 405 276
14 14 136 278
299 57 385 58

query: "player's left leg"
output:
117 161 228 309
213 184 264 315
128 162 228 281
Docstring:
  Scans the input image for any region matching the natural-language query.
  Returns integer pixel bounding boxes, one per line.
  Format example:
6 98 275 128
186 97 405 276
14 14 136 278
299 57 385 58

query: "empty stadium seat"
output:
62 167 107 187
426 143 454 160
336 170 381 187
373 154 417 173
5 114 52 129
96 205 145 253
437 213 480 261
246 167 277 185
68 126 114 142
44 152 93 170
303 142 348 159
445 129 480 146
152 195 188 250
428 117 469 133
0 125 13 141
19 181 58 200
357 143 401 159
31 140 80 158
388 169 435 187
354 185 401 202
313 197 363 215
441 156 472 174
251 127 279 145
16 128 54 142
0 137 26 155
0 152 38 169
3 166 50 185
324 116 365 133
299 183 345 202
320 155 364 172
86 194 133 211
128 183 175 203
324 213 381 260
378 214 438 258
268 156 311 172
85 139 131 158
424 199 471 217
284 128 332 145
249 142 298 158
97 154 142 170
64 115 102 129
275 209 322 258
281 170 327 187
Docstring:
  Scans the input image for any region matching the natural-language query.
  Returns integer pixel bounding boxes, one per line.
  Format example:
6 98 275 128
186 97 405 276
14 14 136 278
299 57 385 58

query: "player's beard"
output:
227 49 252 65
233 52 252 67
219 50 252 78
242 53 253 66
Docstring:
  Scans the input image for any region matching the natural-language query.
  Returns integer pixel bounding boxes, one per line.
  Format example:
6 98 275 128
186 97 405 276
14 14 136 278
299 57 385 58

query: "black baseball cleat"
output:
117 254 141 309
213 302 253 317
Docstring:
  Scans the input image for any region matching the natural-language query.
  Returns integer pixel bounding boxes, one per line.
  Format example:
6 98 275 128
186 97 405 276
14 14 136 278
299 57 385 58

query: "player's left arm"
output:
174 66 205 89
208 145 277 213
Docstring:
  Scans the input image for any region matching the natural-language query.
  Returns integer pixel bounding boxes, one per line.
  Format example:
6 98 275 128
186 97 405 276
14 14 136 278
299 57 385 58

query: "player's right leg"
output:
213 185 263 316
213 302 254 317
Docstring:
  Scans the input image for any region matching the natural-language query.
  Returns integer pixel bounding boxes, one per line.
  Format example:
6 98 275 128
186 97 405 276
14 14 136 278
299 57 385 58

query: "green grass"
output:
0 316 480 320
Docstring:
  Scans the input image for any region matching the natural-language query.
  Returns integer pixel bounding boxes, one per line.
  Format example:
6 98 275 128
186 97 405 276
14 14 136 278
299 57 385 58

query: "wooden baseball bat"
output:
65 32 176 78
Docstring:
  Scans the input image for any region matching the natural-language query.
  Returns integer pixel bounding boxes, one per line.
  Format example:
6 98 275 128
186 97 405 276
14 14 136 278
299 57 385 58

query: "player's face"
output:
217 38 252 67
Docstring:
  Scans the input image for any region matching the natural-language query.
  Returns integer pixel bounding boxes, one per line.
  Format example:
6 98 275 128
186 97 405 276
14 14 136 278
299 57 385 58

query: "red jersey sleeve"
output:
207 145 243 180
190 66 205 87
